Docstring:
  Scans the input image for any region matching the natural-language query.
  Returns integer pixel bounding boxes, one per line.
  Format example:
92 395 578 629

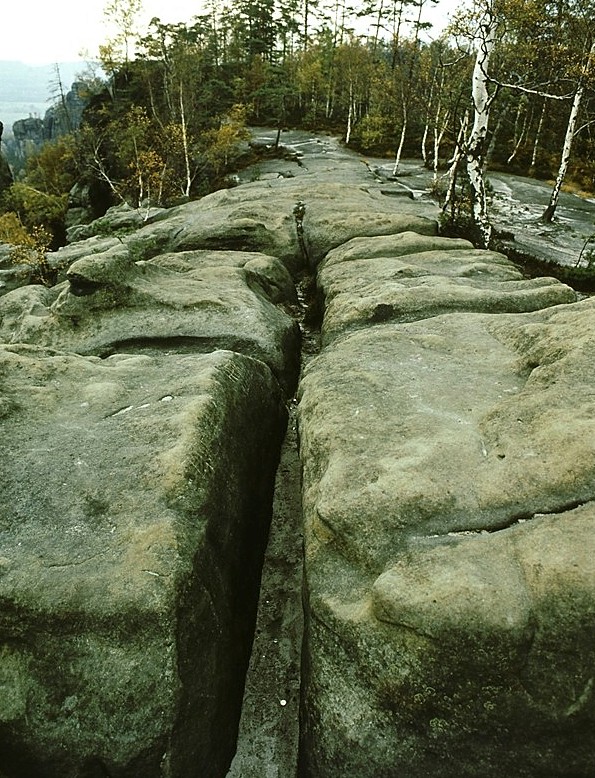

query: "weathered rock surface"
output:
0 245 300 395
66 202 167 244
148 249 298 307
318 234 577 344
61 179 436 276
319 231 475 267
0 245 31 295
298 297 595 777
0 346 286 776
2 129 594 778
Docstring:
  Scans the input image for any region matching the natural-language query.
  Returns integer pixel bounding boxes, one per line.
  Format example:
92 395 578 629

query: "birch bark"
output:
542 41 595 223
465 7 498 247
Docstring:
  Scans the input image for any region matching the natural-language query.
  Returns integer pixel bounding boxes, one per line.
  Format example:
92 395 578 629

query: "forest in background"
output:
0 0 594 260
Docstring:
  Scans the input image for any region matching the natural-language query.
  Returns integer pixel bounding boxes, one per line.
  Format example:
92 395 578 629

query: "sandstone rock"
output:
302 194 437 267
148 249 278 272
0 346 286 776
99 189 304 273
115 179 438 275
0 246 300 395
66 202 167 244
318 240 577 344
148 250 298 307
51 234 123 265
0 247 31 297
298 299 595 777
0 284 57 334
321 231 475 266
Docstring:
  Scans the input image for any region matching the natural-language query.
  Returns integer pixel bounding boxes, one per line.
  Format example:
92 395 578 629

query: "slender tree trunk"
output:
421 67 438 166
541 86 583 222
372 0 386 53
530 96 548 173
507 101 530 165
179 83 192 198
52 64 73 134
429 65 448 177
392 104 407 175
345 79 354 144
391 0 424 176
542 41 594 223
433 119 447 182
443 111 469 216
466 11 498 248
485 103 507 166
303 0 310 50
421 122 429 166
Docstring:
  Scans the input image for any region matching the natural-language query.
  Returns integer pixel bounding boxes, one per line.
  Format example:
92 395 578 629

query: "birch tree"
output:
542 40 595 222
100 0 143 73
445 0 499 247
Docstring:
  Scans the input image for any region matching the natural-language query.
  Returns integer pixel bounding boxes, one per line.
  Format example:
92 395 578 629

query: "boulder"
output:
301 188 438 267
0 345 287 777
90 187 304 273
148 250 298 307
0 244 31 297
0 245 300 395
298 298 595 777
317 236 577 344
66 202 167 244
321 231 474 266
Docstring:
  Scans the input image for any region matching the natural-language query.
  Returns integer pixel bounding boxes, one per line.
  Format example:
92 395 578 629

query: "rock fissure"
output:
293 199 310 268
423 497 595 542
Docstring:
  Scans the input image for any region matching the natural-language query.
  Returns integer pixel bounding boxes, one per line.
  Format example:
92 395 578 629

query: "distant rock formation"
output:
0 119 13 198
11 115 44 158
10 81 87 160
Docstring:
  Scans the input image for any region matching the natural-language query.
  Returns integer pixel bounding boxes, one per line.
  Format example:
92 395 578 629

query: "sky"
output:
1 0 463 66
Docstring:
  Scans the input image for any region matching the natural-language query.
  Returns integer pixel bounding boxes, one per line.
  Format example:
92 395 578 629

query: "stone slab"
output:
0 346 286 777
298 299 595 777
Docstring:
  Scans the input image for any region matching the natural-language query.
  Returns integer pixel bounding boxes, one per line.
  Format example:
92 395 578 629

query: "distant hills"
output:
0 61 83 136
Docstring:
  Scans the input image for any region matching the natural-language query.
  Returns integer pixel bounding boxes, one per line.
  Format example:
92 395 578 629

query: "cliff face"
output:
0 134 594 777
0 121 12 196
10 81 86 160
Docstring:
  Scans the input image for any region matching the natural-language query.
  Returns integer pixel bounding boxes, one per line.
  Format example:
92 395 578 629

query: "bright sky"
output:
1 0 463 66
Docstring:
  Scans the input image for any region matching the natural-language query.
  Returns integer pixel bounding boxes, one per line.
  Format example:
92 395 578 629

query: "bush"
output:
1 183 68 249
0 211 54 285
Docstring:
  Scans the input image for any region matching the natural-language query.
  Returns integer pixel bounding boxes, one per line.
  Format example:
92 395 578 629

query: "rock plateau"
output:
0 132 593 778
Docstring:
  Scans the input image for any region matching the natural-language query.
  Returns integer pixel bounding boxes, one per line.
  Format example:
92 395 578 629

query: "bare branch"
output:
487 79 574 101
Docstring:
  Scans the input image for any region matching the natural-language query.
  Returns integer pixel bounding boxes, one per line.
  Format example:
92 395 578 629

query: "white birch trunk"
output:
530 96 548 172
421 123 429 165
542 42 595 222
465 10 498 248
541 85 583 222
179 83 192 198
443 111 468 215
345 80 354 144
392 103 407 176
433 120 447 182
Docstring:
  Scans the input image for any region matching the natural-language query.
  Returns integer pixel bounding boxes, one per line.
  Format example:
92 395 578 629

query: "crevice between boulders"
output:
225 246 321 778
